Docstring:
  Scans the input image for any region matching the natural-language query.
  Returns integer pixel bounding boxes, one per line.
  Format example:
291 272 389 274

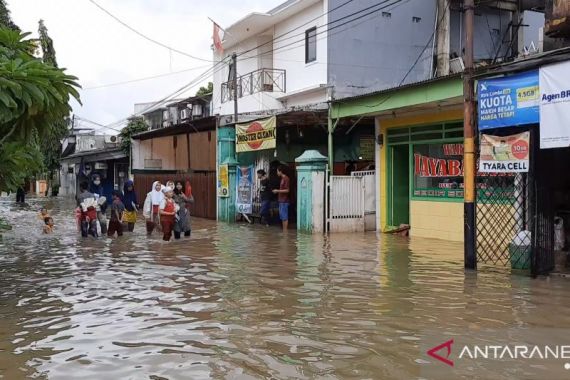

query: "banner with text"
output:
478 71 539 130
539 61 570 149
236 116 277 153
218 164 229 197
236 166 253 214
480 132 530 173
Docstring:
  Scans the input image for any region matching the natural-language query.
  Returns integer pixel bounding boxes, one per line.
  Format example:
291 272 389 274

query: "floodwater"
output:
1 197 570 380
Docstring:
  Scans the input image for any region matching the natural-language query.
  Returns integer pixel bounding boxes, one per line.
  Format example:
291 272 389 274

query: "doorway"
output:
389 145 410 226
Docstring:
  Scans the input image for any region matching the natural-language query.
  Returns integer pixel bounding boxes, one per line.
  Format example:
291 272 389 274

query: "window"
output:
413 143 465 200
305 27 317 63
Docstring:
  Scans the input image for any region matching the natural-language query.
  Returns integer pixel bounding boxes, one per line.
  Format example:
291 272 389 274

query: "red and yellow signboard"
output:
236 116 276 153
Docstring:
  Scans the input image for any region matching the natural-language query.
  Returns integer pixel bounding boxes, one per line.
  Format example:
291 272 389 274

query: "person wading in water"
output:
122 180 138 232
143 181 164 236
273 165 290 231
159 186 178 241
173 180 194 239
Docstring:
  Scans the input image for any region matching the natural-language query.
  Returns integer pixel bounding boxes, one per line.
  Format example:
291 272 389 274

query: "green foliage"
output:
41 119 69 176
0 27 81 192
195 82 213 97
119 117 148 155
0 29 80 142
0 141 42 191
0 0 19 32
38 20 57 68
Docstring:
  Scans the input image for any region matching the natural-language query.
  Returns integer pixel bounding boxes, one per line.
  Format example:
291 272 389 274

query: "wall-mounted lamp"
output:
376 133 384 147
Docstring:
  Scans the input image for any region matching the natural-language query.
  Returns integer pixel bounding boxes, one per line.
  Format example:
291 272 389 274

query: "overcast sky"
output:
9 0 282 134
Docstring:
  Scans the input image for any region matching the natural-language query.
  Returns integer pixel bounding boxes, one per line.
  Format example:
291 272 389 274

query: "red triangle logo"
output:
427 339 454 367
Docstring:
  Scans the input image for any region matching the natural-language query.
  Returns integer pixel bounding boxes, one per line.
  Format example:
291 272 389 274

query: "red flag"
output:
213 22 224 53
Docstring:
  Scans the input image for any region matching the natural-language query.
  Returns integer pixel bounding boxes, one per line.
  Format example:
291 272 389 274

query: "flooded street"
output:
1 197 570 380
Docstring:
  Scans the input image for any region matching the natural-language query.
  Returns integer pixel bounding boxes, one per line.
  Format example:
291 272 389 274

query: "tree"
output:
0 0 19 32
195 82 213 97
0 28 80 192
119 117 148 156
38 20 57 67
37 19 66 187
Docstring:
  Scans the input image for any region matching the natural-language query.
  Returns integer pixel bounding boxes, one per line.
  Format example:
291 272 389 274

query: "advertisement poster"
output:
218 164 229 197
480 132 530 173
359 135 375 161
540 61 570 149
413 143 465 199
236 116 277 153
236 166 253 214
478 70 539 130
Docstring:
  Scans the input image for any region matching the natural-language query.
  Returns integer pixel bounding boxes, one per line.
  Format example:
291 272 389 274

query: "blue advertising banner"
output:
478 70 539 130
236 166 253 214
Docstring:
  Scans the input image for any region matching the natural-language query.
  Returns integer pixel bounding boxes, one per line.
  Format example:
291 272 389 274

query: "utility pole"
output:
436 0 450 76
232 52 238 129
463 0 477 270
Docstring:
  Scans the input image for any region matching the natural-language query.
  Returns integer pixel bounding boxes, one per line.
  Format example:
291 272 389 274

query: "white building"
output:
212 0 329 120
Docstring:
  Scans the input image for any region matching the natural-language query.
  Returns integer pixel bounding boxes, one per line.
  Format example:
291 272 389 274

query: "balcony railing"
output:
221 68 286 103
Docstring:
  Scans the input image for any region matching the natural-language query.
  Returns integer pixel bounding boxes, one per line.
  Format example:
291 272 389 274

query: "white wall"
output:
274 1 327 101
212 0 328 117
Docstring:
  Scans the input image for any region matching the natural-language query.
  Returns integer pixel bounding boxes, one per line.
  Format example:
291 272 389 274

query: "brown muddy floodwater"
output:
1 197 570 380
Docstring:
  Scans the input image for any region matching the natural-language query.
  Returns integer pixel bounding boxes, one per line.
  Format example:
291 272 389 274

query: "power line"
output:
234 0 357 58
88 0 213 63
243 0 409 64
92 0 394 126
97 0 407 128
347 0 452 109
82 64 212 90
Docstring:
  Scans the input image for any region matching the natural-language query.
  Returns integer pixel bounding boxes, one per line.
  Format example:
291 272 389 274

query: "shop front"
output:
217 110 373 226
380 111 465 242
475 59 570 275
331 75 465 239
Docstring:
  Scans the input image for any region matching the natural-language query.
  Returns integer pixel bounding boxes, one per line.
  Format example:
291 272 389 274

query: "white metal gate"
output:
352 170 376 231
328 175 365 232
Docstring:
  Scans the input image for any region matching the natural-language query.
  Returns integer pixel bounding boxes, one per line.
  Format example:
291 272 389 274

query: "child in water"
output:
107 190 125 237
43 217 55 234
38 208 50 220
159 186 178 241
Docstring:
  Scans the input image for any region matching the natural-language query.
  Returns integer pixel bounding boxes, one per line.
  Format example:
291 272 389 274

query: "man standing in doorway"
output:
257 169 272 226
273 165 290 231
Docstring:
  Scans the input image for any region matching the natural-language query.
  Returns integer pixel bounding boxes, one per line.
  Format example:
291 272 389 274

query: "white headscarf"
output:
150 181 165 205
162 186 173 194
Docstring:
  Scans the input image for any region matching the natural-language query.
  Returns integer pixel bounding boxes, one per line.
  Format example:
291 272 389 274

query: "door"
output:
390 145 410 226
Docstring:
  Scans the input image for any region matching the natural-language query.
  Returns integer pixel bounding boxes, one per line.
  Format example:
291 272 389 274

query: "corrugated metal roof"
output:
333 73 462 104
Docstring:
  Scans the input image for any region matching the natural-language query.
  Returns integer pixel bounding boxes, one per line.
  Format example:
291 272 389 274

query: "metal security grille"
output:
476 173 532 268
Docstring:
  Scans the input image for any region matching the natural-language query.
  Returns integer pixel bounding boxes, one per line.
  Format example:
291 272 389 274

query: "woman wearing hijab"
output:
122 180 138 232
173 180 194 239
143 181 164 235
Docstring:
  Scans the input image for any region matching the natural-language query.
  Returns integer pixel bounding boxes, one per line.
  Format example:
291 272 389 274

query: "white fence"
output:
352 171 376 231
328 175 365 232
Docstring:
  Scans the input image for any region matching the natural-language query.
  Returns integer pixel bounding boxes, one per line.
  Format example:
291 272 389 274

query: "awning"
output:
62 148 126 164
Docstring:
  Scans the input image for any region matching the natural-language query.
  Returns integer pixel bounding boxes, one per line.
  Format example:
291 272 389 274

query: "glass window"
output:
413 143 465 199
305 27 317 63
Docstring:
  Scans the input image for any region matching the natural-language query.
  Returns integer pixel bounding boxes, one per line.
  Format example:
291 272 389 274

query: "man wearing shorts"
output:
273 165 290 231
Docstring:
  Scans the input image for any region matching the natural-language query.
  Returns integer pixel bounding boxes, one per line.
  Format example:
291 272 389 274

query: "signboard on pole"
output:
539 61 570 149
478 71 539 130
236 166 253 214
218 164 229 197
479 132 530 173
236 116 277 153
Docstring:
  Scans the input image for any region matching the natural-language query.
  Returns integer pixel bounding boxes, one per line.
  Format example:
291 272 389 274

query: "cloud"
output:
8 0 282 131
